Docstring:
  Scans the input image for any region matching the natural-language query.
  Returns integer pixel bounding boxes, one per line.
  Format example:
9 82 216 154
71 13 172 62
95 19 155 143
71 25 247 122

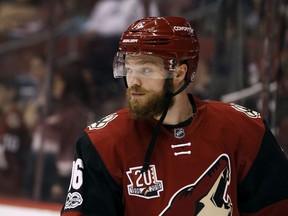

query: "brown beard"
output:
127 82 174 119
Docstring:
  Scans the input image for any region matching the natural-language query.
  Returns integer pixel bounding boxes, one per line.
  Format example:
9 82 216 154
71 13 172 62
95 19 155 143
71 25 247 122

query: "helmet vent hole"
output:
143 38 171 45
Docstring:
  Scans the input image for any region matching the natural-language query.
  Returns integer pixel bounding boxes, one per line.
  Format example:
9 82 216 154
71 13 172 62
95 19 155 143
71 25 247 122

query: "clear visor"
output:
113 52 175 79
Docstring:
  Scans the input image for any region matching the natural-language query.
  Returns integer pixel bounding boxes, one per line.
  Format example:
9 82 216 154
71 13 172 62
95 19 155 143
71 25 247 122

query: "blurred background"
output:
0 0 287 209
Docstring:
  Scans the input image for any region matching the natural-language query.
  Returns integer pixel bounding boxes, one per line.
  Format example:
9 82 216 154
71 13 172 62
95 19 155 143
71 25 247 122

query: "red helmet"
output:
113 16 200 82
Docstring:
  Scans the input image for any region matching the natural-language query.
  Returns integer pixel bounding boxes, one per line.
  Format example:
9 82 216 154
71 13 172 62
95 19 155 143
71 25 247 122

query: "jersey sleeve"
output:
238 121 288 215
60 132 124 216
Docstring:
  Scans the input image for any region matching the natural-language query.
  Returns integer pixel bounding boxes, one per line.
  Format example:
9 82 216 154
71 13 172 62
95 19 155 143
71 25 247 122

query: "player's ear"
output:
174 64 188 83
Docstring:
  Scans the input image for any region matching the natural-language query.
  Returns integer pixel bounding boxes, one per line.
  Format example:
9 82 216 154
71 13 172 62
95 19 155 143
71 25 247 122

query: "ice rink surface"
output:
0 198 61 216
0 204 59 216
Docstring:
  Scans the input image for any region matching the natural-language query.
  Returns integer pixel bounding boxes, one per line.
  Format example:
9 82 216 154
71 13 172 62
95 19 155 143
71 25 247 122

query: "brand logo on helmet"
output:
123 39 138 43
173 26 194 34
133 21 145 30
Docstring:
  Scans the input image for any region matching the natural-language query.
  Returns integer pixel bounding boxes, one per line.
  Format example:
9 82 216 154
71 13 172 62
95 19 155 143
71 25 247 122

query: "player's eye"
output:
139 68 153 75
124 67 132 75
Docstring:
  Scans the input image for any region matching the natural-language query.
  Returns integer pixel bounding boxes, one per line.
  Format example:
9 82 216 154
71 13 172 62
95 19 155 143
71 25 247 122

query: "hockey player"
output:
61 16 288 215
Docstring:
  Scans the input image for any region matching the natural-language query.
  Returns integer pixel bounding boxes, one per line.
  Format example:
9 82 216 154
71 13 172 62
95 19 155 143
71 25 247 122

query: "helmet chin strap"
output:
141 79 190 172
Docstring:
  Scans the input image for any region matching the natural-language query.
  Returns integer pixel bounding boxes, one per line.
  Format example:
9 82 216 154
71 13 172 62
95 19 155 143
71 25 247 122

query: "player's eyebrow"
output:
135 60 159 65
126 57 164 67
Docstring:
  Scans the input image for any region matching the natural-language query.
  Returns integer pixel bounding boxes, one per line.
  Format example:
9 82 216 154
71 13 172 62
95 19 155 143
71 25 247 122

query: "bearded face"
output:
124 54 177 119
126 80 174 119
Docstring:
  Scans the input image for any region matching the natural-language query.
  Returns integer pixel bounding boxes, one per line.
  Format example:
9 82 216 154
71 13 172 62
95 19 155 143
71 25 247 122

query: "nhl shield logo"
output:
126 165 164 199
174 128 185 139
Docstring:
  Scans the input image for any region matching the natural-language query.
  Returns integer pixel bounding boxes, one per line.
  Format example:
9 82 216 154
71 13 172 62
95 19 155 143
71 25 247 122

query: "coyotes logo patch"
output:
231 103 261 119
88 113 118 130
160 154 233 215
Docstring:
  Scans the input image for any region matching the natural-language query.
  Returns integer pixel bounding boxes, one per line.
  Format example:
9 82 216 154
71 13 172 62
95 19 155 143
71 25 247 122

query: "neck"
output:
154 92 193 125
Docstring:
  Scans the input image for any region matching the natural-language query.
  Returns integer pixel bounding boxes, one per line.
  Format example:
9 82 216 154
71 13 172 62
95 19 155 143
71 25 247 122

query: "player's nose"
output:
127 75 141 87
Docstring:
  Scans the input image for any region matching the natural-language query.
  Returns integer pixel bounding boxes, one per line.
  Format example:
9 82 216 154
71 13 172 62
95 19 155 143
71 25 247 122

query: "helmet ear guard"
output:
113 16 200 84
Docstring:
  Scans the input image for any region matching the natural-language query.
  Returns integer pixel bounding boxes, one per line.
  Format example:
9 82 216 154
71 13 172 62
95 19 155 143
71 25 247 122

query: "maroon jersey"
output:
61 95 288 216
